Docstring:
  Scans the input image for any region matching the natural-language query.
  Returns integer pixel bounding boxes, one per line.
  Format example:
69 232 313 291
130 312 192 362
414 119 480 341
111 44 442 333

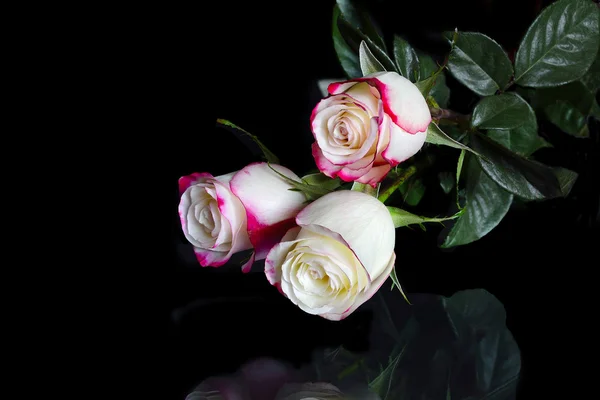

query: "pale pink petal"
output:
193 247 229 268
345 82 379 115
213 180 252 254
311 143 342 178
354 163 391 187
351 72 431 134
240 251 256 274
328 81 358 95
381 115 427 166
178 172 213 195
265 229 301 285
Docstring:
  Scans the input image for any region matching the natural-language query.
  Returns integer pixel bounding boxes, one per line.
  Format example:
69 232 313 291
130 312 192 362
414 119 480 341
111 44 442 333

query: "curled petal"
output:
230 162 306 260
381 115 427 166
178 172 213 195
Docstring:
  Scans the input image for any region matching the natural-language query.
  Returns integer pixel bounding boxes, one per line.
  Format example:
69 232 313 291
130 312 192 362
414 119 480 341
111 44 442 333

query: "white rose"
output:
265 190 395 321
178 163 306 272
311 71 431 186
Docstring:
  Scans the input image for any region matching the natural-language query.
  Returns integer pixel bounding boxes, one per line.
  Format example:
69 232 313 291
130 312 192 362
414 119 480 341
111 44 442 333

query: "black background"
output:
160 1 599 398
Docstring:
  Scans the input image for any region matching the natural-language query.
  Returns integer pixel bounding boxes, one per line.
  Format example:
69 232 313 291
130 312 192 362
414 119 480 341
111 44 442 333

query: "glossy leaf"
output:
470 132 563 201
336 14 397 74
545 102 590 137
398 178 425 207
444 31 513 96
581 50 600 92
393 35 419 82
441 155 513 248
553 167 579 196
471 93 532 130
540 81 595 137
359 40 386 75
336 0 387 52
485 98 552 156
443 290 521 397
418 52 450 108
514 0 600 87
332 5 362 78
426 122 480 155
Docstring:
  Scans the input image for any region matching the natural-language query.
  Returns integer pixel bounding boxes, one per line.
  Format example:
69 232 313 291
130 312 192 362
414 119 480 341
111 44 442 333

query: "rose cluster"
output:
178 72 430 320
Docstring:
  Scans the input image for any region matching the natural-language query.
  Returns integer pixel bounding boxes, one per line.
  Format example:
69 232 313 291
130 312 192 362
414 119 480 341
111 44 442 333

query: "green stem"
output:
377 166 417 203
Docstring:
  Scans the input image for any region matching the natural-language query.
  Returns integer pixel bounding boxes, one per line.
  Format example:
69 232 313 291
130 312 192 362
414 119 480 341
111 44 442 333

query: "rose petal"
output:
354 163 391 187
381 115 427 166
296 190 395 281
312 143 343 178
230 162 306 260
264 227 301 285
178 172 213 195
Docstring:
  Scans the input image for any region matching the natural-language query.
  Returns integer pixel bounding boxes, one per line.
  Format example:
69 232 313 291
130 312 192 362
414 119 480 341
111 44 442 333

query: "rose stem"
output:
377 166 417 203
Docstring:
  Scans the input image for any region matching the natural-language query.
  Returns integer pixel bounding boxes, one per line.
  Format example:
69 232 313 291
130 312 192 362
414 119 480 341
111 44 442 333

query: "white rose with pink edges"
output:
178 162 306 272
265 190 396 321
310 71 431 186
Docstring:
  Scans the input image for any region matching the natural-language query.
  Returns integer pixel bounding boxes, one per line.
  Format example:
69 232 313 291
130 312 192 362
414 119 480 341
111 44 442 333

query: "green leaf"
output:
426 122 480 155
418 52 451 108
441 155 513 248
553 167 579 196
398 178 425 207
443 290 521 397
388 206 461 229
393 35 419 82
332 5 362 78
444 31 513 96
514 0 600 88
267 163 332 201
359 40 386 75
301 173 342 191
545 101 590 137
591 99 600 120
470 132 563 201
581 50 600 92
485 96 552 157
368 345 406 399
216 119 279 164
336 14 397 75
336 0 387 52
471 93 531 130
351 181 379 197
389 267 410 304
438 172 455 194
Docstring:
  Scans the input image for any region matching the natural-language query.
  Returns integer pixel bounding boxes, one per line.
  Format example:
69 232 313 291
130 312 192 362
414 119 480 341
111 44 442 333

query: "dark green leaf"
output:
581 50 600 92
438 171 455 194
426 122 480 155
336 0 387 52
359 40 386 75
393 35 419 82
441 156 513 248
591 99 600 120
553 167 578 196
470 132 563 200
216 119 279 164
336 15 397 75
368 345 406 399
545 101 590 137
444 31 513 96
471 93 531 130
443 290 521 397
485 97 552 156
389 267 410 304
418 52 451 108
267 163 331 201
399 178 425 206
514 0 600 87
332 5 362 78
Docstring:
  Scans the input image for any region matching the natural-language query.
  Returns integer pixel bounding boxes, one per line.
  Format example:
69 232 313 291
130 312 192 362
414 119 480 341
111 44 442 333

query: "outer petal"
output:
230 163 306 260
213 180 252 254
264 226 302 286
194 247 229 268
328 81 359 95
178 172 213 195
296 190 395 281
342 72 431 134
354 163 391 187
311 143 343 178
381 115 427 166
321 252 395 321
